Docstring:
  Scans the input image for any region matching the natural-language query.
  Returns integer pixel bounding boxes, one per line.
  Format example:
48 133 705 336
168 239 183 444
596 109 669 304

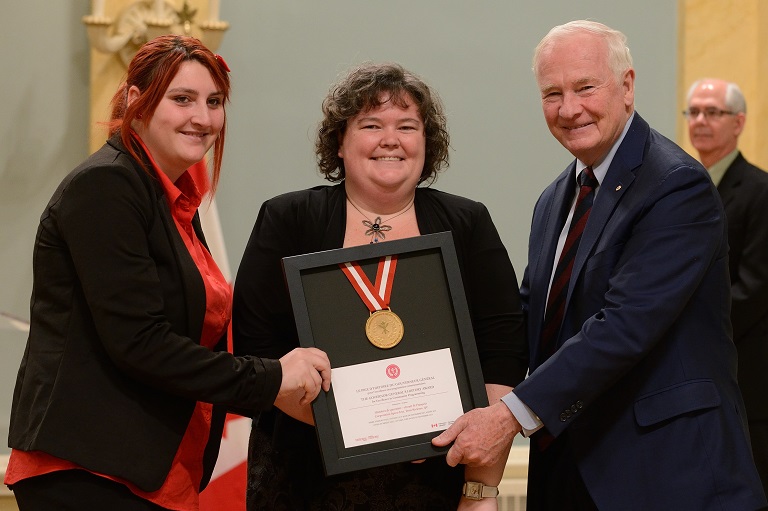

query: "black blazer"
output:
718 152 768 420
232 183 527 507
233 183 528 385
8 135 283 492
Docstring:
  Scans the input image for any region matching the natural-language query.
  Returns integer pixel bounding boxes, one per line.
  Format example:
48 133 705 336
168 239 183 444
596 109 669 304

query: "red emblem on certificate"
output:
385 364 401 379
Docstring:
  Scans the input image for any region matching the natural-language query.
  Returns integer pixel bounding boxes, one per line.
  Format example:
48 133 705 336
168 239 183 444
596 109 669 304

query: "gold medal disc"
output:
365 309 404 349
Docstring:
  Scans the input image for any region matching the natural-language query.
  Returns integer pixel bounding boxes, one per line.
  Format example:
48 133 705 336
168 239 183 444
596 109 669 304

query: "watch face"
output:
464 482 483 500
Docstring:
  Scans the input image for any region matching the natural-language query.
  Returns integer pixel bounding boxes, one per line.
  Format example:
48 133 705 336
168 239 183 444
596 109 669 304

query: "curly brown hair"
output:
315 63 450 185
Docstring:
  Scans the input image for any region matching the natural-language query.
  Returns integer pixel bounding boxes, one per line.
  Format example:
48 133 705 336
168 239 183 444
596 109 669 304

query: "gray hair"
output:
686 79 747 114
533 20 633 83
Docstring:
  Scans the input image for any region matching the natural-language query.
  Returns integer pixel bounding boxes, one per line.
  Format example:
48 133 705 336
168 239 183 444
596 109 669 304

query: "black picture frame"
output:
282 231 488 475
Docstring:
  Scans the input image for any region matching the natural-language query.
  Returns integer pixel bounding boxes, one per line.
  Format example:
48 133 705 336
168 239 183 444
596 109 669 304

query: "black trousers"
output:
10 469 170 511
526 431 599 511
750 420 768 503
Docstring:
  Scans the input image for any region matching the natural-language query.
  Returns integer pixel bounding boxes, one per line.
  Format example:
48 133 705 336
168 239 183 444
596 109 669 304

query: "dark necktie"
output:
534 167 598 451
540 166 599 360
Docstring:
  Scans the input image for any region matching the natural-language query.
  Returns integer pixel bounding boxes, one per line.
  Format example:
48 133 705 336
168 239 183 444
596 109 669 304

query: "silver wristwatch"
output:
462 481 499 500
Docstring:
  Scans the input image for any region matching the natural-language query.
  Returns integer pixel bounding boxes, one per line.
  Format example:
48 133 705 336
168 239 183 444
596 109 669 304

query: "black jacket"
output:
232 183 527 508
9 135 282 492
718 152 768 420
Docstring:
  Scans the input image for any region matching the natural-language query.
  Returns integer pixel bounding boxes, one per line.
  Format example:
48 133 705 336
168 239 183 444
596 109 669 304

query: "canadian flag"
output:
188 161 248 511
199 414 249 510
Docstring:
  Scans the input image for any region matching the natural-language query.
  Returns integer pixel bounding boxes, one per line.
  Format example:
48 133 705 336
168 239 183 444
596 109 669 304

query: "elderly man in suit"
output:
433 21 767 510
687 78 768 498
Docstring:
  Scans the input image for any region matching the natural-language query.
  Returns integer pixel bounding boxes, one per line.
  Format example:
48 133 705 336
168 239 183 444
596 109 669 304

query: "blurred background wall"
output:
3 0 760 456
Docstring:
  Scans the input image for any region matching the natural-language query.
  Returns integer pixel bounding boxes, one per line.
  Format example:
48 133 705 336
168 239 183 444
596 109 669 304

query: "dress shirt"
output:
505 112 635 436
705 147 739 186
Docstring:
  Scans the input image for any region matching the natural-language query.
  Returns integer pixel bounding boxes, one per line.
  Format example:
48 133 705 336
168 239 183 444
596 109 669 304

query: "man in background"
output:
687 78 768 496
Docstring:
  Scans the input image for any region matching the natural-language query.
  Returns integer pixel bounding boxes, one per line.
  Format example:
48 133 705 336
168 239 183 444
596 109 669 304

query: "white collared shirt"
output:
505 112 636 436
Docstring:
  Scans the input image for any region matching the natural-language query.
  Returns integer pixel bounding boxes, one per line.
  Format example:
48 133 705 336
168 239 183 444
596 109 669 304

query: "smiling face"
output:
687 80 745 168
130 60 225 181
536 31 634 166
338 93 426 199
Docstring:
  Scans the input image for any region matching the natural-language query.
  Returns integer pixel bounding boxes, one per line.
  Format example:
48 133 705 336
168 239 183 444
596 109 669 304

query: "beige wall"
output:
0 497 18 511
0 3 761 507
1 0 679 457
87 0 219 154
677 0 768 169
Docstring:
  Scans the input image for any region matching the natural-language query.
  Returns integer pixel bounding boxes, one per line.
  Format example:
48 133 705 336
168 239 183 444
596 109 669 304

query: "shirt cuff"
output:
502 392 544 437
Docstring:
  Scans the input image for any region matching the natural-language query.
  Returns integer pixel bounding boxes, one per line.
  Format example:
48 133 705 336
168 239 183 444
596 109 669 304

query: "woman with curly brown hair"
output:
233 62 527 510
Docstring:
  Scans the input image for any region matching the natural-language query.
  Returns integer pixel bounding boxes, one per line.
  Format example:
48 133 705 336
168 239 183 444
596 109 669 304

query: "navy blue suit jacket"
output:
515 114 766 509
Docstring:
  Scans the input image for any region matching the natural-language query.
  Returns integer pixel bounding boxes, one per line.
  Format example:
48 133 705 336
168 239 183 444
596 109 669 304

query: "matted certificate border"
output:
282 232 488 475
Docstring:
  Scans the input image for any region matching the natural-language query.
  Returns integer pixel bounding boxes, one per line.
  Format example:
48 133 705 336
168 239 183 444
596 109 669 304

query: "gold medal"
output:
365 309 404 349
340 256 404 349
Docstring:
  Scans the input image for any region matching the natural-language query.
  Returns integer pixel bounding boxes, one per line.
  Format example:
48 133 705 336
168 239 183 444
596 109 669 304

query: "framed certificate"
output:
282 231 488 475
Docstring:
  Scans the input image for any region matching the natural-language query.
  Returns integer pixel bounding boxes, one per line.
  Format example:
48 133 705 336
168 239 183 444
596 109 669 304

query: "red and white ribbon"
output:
339 255 398 312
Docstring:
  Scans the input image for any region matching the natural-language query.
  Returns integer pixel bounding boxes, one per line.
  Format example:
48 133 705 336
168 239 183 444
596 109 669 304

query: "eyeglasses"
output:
682 107 735 120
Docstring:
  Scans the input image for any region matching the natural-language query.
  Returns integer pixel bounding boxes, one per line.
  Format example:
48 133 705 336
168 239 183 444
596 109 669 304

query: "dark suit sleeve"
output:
58 163 281 411
463 204 528 386
515 164 726 435
418 191 527 387
232 198 302 360
728 174 768 342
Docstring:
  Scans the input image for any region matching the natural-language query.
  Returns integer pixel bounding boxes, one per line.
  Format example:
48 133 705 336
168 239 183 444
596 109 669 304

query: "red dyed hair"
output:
108 35 230 194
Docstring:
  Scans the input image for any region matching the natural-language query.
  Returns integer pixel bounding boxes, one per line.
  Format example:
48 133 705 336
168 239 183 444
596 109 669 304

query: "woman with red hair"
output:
4 35 330 511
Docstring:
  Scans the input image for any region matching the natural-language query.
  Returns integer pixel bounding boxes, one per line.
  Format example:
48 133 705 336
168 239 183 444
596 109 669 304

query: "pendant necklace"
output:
347 197 415 244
